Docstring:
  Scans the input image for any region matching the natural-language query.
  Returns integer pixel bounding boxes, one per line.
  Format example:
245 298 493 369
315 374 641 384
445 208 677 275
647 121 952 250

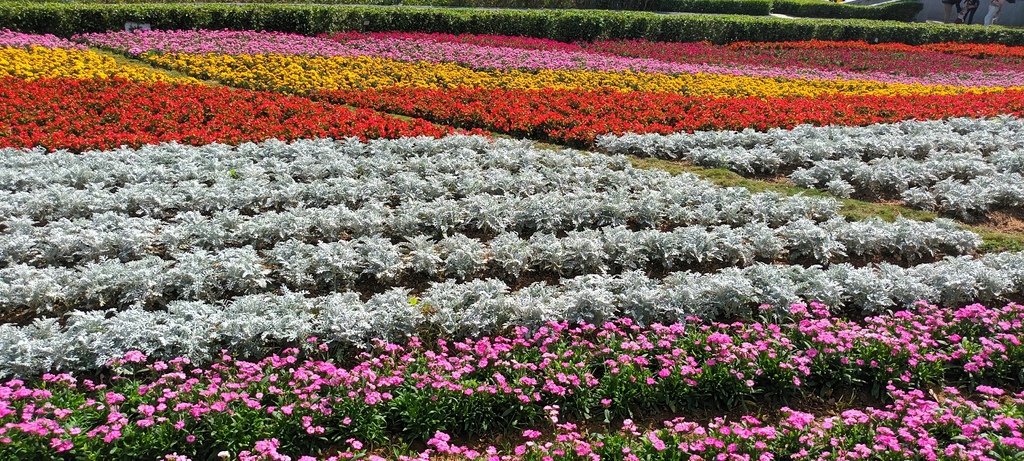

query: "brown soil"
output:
981 210 1024 234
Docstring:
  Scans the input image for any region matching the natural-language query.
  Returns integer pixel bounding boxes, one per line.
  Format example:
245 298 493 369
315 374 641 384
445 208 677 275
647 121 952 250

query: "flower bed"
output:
320 87 1024 146
419 387 1024 460
133 52 991 98
2 302 1024 458
5 27 1024 460
0 46 193 83
0 78 454 152
81 30 1024 87
0 29 84 49
597 117 1024 219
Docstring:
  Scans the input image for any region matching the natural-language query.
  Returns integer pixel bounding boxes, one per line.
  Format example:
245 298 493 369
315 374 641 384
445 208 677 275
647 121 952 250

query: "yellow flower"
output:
0 46 197 83
141 52 1014 98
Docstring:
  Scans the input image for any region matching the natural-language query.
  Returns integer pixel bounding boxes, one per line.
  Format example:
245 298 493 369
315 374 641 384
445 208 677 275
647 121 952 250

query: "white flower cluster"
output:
597 117 1024 219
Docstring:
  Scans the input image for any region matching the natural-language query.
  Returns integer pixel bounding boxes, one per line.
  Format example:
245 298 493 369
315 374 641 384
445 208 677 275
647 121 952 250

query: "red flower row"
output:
730 40 1024 61
587 39 1022 77
0 78 455 152
320 87 1024 146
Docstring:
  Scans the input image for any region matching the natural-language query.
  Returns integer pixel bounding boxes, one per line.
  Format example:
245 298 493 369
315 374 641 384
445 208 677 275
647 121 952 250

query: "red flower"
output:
0 78 460 152
319 87 1024 146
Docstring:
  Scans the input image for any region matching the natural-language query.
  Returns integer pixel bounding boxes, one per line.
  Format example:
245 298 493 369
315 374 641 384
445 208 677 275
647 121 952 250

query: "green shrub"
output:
658 0 773 15
0 2 1018 44
772 0 923 21
15 0 923 20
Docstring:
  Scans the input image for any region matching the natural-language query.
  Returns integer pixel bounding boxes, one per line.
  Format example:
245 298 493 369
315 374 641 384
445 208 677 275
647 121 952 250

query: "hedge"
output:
0 2 1018 44
18 0 923 20
772 0 922 21
400 0 775 16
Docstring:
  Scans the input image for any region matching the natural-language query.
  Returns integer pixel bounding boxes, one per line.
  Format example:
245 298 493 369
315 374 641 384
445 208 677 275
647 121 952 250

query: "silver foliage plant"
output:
2 251 1024 376
0 217 978 315
597 116 1024 218
0 135 1008 376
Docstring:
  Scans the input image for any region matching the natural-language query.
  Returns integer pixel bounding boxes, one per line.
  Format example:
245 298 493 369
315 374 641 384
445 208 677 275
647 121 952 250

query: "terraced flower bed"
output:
2 26 1024 460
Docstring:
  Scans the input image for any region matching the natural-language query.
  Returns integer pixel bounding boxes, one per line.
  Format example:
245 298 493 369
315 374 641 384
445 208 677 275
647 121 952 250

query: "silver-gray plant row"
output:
597 116 1024 219
3 251 1023 376
0 136 1017 377
0 216 979 316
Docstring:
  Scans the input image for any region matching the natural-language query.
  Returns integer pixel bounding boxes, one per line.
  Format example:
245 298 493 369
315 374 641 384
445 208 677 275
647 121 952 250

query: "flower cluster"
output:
919 42 1024 60
590 39 1024 85
326 31 589 52
321 87 1024 146
418 387 1024 461
0 78 455 152
2 302 1024 458
729 39 1024 63
0 46 194 83
0 29 84 49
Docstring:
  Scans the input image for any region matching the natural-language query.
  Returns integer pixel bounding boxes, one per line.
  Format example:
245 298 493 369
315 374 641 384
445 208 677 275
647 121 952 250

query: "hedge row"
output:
0 3 1017 44
19 0 924 21
402 0 921 20
772 0 922 21
401 0 775 16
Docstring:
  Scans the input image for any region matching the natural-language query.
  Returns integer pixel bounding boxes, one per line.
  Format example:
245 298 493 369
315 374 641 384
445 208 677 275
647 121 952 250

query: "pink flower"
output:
647 432 667 451
976 385 1005 396
49 438 73 452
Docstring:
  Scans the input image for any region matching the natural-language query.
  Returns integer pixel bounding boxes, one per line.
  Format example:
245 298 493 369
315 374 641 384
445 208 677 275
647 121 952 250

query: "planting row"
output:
598 117 1024 219
132 52 993 98
79 30 1024 87
0 78 454 152
322 33 1024 68
0 44 193 83
599 116 1024 164
0 189 838 263
0 211 975 272
0 137 840 227
589 38 1024 78
0 216 979 316
3 252 1024 374
415 387 1024 460
322 88 1024 146
2 302 1024 457
0 29 82 49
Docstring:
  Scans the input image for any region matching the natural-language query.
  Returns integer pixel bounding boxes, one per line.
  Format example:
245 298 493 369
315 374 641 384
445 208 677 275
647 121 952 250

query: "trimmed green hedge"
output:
656 0 774 15
401 0 774 16
18 0 922 21
773 0 922 21
0 3 1017 44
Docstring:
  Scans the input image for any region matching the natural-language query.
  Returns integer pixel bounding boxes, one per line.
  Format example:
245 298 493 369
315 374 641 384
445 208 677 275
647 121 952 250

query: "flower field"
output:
3 25 1024 460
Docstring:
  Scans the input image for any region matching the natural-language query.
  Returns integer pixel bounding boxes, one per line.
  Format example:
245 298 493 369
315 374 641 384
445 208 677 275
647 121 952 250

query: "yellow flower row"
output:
0 46 197 83
142 52 1013 98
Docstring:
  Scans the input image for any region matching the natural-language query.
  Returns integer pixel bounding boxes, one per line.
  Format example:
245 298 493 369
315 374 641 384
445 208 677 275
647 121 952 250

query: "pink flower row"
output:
0 29 84 49
2 302 1024 458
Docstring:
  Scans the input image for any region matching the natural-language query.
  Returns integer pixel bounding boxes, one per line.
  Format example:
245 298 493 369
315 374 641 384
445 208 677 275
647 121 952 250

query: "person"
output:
943 0 963 22
958 0 980 23
984 0 1013 25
